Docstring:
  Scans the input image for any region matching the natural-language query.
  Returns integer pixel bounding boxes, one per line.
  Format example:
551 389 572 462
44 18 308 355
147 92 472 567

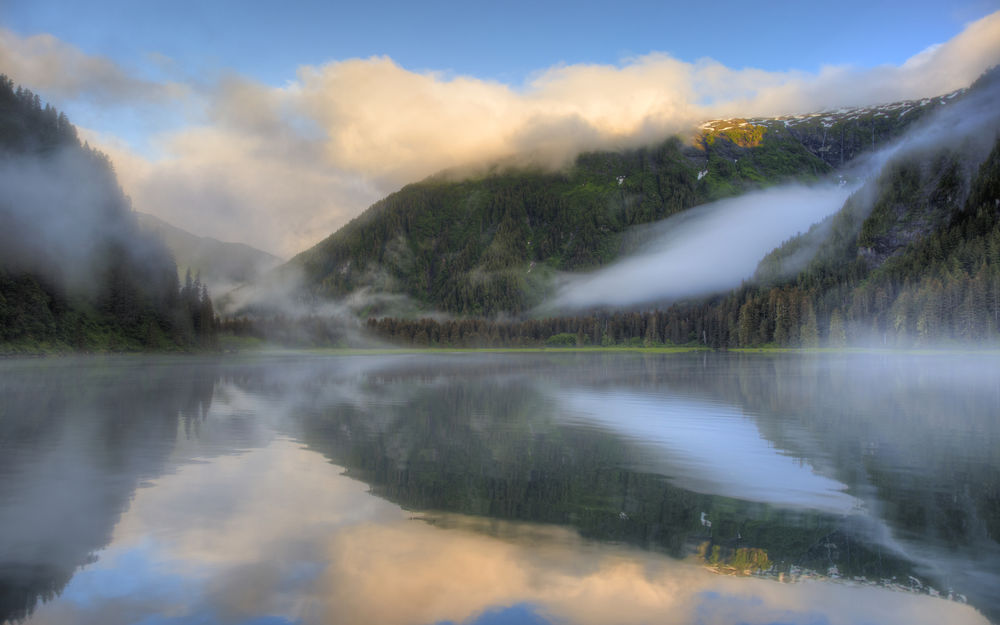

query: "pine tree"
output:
800 299 819 347
827 308 847 347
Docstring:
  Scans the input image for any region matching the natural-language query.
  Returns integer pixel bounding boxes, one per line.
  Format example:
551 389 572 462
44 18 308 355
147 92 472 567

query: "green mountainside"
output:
135 211 282 293
0 76 217 352
288 86 961 318
368 118 1000 349
724 71 1000 347
354 69 1000 348
6 66 993 350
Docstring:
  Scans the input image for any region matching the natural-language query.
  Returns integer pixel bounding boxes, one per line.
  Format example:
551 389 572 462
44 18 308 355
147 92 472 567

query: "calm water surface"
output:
0 351 998 625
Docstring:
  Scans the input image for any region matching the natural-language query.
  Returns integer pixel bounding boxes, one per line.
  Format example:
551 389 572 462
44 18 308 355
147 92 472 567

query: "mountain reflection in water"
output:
0 352 996 625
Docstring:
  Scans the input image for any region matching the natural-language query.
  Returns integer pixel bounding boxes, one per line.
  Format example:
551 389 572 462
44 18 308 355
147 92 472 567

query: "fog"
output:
0 146 167 297
545 183 856 310
217 264 411 347
546 70 1000 312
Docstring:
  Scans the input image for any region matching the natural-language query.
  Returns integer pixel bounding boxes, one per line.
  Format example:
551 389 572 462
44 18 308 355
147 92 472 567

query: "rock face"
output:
690 87 963 172
855 152 969 268
765 91 962 168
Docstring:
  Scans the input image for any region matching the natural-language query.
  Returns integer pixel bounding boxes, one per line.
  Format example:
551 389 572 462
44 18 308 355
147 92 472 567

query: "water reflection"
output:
0 352 997 624
0 356 218 623
18 440 990 625
555 388 859 513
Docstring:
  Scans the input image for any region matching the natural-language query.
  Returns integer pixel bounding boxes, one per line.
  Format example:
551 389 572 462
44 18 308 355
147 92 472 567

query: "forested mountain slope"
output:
290 85 960 317
360 69 1000 347
726 71 1000 346
368 119 1000 348
0 76 216 352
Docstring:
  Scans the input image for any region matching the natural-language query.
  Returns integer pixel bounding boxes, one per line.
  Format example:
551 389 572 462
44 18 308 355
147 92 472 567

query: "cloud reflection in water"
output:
553 389 859 515
21 437 986 625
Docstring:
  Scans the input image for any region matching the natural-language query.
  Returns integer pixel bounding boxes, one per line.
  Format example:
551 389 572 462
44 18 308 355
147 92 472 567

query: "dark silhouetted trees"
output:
0 76 217 352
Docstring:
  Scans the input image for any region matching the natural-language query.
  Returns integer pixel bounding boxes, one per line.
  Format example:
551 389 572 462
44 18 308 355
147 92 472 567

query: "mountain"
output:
0 76 216 352
729 70 1000 346
365 69 1000 348
699 88 965 171
135 212 282 293
286 83 964 318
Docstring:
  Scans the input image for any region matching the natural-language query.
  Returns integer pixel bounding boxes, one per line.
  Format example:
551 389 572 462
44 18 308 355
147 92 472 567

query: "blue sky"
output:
7 0 1000 86
2 0 999 255
4 0 998 84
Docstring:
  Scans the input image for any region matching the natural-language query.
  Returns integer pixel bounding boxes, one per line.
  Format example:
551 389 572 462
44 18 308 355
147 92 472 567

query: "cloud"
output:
0 28 185 103
551 387 859 513
5 12 1000 257
544 183 857 310
91 123 376 258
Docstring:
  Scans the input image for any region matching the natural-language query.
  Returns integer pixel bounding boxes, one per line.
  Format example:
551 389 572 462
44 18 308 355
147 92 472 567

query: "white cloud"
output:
4 12 1000 257
0 28 186 103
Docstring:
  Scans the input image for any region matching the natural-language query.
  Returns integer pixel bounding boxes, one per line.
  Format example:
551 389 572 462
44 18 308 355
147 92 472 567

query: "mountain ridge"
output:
135 211 282 294
272 81 972 318
365 90 1000 348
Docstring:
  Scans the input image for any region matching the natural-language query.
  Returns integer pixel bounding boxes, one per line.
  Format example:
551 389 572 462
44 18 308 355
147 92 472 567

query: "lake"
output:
1 351 997 625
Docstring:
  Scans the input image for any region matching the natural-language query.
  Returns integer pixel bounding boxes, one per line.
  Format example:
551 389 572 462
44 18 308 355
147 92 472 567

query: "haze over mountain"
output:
549 76 998 311
135 211 282 294
3 58 999 350
264 76 992 320
0 77 217 352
